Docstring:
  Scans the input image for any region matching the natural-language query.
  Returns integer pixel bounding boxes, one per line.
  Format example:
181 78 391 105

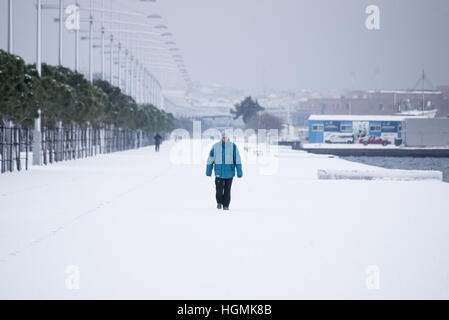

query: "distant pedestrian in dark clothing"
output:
154 133 162 152
206 135 242 211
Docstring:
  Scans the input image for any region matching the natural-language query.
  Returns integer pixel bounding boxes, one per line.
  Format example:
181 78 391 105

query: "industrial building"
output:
308 115 405 146
301 86 449 118
405 118 449 147
308 115 449 148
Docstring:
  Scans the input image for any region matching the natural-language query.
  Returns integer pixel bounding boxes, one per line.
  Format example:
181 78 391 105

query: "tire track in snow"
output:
0 183 51 198
0 170 169 264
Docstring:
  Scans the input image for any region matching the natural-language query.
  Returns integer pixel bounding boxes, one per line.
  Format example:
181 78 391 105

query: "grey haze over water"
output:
343 156 449 183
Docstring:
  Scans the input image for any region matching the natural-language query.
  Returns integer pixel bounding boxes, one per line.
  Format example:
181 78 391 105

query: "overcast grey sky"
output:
1 0 449 92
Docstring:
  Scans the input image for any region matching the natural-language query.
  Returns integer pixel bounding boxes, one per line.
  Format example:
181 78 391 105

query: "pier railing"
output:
0 126 30 174
1 125 155 174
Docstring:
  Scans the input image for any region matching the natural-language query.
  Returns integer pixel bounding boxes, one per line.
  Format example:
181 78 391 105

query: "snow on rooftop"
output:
365 90 442 95
317 169 443 181
308 114 410 121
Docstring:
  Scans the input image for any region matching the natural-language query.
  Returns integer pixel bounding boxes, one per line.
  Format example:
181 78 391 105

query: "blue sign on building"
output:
323 121 340 132
308 115 405 145
381 121 399 132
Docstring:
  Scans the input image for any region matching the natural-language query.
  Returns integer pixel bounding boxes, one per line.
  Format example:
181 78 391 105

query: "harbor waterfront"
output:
341 156 449 183
301 144 449 158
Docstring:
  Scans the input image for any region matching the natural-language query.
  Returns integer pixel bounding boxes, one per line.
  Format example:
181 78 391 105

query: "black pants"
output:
215 177 233 207
155 143 160 152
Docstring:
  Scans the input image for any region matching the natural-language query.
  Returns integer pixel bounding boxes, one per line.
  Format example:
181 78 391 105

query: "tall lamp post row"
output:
6 0 190 165
89 39 166 106
42 0 173 101
77 5 177 106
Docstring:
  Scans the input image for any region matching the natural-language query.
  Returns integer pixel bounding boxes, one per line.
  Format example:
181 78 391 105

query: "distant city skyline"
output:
1 0 449 93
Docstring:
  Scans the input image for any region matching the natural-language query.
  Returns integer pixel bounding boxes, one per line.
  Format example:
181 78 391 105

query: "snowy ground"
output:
1 139 449 299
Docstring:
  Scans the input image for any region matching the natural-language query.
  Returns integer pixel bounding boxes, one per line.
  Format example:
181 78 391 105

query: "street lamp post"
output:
8 0 13 53
138 61 142 102
149 74 153 105
101 0 105 79
140 68 144 104
145 70 149 104
139 64 144 103
33 0 43 166
89 0 93 82
150 75 155 106
118 43 122 90
155 79 159 107
109 34 114 84
124 48 129 93
75 1 80 72
135 59 140 102
136 62 140 103
154 79 157 107
58 0 64 65
129 55 134 97
142 70 146 103
156 79 160 108
36 0 42 79
131 57 135 99
153 76 157 107
144 68 147 103
148 72 152 104
136 47 141 102
157 81 161 109
134 59 139 100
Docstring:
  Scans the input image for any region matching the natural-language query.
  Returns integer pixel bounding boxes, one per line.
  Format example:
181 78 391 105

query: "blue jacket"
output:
206 141 243 178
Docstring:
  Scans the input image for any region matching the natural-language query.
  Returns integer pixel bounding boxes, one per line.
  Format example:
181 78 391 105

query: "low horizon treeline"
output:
0 49 179 132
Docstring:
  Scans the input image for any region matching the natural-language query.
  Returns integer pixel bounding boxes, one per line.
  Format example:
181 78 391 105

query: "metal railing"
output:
1 125 155 174
0 126 31 173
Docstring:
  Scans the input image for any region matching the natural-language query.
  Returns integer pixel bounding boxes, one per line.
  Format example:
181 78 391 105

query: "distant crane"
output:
410 66 435 113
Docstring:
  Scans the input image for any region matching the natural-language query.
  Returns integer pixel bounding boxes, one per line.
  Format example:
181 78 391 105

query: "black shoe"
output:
217 204 222 209
223 206 229 210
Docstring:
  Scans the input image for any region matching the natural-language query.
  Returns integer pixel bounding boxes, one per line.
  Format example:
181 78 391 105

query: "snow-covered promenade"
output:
1 140 449 299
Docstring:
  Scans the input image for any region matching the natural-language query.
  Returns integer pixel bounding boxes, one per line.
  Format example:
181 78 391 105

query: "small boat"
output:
395 109 438 118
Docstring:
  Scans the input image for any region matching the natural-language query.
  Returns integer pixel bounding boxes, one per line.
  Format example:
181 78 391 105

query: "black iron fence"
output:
1 125 155 174
0 126 31 173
